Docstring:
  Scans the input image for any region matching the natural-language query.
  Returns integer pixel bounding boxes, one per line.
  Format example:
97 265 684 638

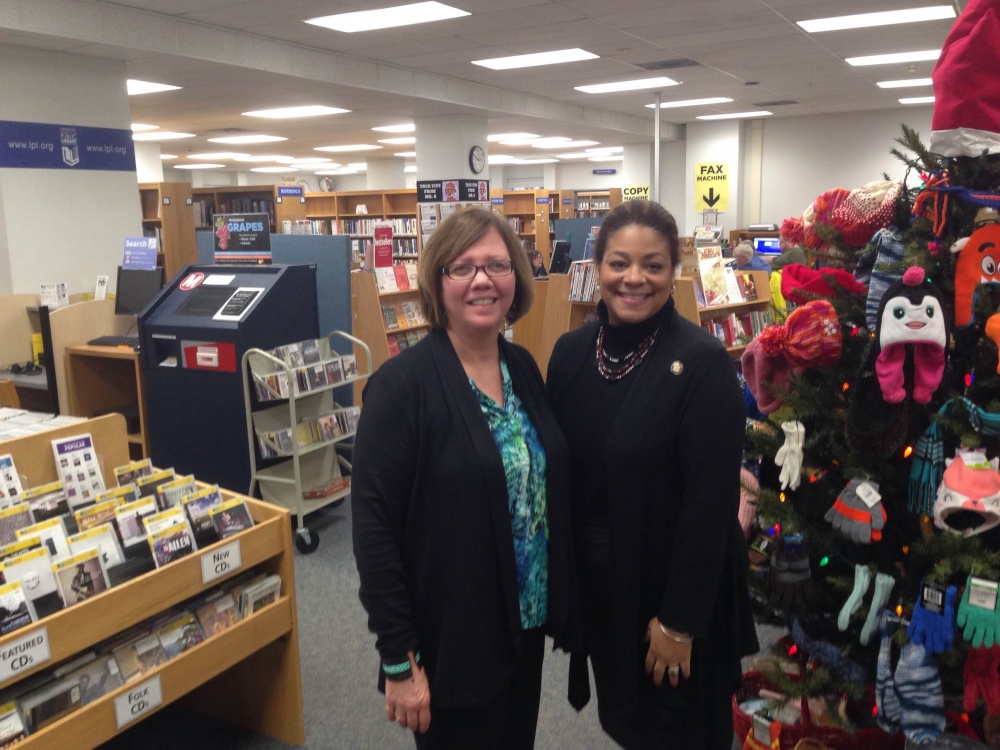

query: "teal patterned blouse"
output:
469 358 549 630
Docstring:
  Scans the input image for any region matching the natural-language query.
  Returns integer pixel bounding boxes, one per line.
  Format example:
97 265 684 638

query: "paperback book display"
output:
567 261 599 303
386 328 428 358
381 299 427 331
697 245 728 306
373 260 419 294
251 337 362 402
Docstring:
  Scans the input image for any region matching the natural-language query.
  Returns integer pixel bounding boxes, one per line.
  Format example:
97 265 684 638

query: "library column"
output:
0 46 143 295
414 115 488 181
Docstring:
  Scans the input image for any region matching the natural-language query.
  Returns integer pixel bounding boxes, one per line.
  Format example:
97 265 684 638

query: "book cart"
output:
242 332 371 554
0 413 305 748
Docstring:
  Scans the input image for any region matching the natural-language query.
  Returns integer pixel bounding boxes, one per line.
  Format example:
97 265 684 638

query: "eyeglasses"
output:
440 260 514 280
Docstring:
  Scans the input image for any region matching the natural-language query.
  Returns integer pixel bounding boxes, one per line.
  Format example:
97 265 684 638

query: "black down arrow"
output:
702 187 721 207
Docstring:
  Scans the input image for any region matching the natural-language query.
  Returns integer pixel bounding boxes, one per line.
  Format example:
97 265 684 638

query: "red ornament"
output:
851 325 859 336
966 373 975 388
788 644 798 656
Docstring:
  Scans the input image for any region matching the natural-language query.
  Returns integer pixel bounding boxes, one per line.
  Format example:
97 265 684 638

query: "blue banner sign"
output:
0 120 135 171
122 237 158 270
536 196 549 204
277 186 303 197
491 197 504 205
592 169 617 175
562 198 573 204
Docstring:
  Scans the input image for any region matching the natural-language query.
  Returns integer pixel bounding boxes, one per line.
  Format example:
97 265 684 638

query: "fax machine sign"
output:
60 128 79 167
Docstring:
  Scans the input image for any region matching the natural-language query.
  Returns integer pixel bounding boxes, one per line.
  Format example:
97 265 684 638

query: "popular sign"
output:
623 185 650 202
694 162 729 212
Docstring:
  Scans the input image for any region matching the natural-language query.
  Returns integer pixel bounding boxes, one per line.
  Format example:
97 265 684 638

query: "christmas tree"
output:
738 4 1000 736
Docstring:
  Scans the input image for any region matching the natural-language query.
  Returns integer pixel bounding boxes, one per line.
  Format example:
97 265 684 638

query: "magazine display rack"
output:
242 331 371 554
0 413 305 748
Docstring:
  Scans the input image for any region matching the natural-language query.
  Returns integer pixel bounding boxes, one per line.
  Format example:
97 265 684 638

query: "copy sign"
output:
115 675 163 729
201 540 242 585
0 627 50 683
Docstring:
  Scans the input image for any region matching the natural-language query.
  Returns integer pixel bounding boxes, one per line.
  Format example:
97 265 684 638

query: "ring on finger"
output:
668 665 680 676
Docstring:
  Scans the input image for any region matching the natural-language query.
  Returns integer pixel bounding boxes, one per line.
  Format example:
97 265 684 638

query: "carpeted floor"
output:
102 501 619 749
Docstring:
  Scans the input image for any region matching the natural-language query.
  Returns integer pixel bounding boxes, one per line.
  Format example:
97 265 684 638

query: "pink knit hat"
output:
741 336 794 415
758 300 842 369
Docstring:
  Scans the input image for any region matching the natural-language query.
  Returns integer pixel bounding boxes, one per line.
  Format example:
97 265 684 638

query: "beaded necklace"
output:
595 325 659 381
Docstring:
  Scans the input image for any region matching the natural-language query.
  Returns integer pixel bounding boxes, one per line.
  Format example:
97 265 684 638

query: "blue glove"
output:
907 580 957 654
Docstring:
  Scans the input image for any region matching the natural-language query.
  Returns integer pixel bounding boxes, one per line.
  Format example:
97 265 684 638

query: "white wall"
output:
134 142 163 183
684 120 741 236
0 46 142 295
759 107 933 225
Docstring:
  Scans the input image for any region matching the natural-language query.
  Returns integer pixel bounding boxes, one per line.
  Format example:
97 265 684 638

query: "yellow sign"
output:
622 184 649 202
694 162 729 212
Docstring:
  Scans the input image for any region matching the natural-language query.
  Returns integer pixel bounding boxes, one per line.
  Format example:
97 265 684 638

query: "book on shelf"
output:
567 261 599 302
723 266 744 304
737 272 759 301
701 309 774 347
387 334 401 358
182 485 224 534
148 521 197 568
208 498 254 540
392 264 410 291
382 305 400 331
53 547 111 608
405 261 418 289
374 267 398 294
697 245 728 307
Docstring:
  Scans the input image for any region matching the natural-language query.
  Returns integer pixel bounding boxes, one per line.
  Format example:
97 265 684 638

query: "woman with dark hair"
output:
547 200 758 749
352 207 579 750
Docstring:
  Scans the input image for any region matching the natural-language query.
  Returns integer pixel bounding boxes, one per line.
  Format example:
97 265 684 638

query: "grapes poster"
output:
213 213 272 265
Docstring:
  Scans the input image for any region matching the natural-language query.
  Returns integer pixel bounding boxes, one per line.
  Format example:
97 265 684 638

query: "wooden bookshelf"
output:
490 189 552 264
137 183 197 282
191 185 309 235
0 413 305 747
674 269 772 358
533 274 599 377
304 189 419 263
574 188 622 219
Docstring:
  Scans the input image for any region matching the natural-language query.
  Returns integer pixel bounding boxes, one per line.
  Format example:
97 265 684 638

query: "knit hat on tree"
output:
781 264 867 304
757 300 843 368
741 337 793 414
930 0 1000 157
830 181 904 248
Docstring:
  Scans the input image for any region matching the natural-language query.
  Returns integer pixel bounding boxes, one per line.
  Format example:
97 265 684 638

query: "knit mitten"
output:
907 580 957 654
895 642 945 743
957 575 1000 648
769 541 813 610
876 609 902 734
825 478 887 544
839 564 872 631
964 646 1000 716
866 228 906 332
861 573 896 646
774 421 805 491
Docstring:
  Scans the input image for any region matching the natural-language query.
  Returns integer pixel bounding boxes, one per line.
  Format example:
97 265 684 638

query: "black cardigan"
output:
547 303 758 714
352 327 580 709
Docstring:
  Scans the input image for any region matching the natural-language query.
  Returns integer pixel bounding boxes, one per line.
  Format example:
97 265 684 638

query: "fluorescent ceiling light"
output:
174 164 225 169
132 132 195 141
160 155 177 160
377 137 416 145
797 5 955 33
586 146 623 154
846 50 940 67
510 158 558 164
251 166 298 172
532 140 599 149
372 124 415 133
127 79 181 95
242 105 349 118
645 97 733 109
187 152 250 160
286 157 332 164
900 96 935 104
697 111 772 120
130 123 158 132
501 136 570 147
487 154 515 164
316 169 359 175
348 163 368 169
234 155 294 163
877 78 934 88
575 76 679 94
394 151 416 157
555 153 592 159
589 156 623 162
488 133 539 142
207 135 287 144
291 163 338 170
405 165 417 173
314 144 382 152
306 2 469 32
473 48 598 71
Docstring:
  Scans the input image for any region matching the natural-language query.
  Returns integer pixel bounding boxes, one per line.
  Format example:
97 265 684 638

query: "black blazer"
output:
352 327 579 709
547 304 758 715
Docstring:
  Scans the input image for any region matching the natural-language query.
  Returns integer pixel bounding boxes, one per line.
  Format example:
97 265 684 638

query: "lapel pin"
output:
670 360 683 375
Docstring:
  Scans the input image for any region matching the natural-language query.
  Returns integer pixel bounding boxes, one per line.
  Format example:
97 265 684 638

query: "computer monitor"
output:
115 266 165 316
549 241 572 275
753 237 782 256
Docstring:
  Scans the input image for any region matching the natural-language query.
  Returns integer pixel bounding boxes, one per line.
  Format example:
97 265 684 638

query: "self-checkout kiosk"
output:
139 264 319 494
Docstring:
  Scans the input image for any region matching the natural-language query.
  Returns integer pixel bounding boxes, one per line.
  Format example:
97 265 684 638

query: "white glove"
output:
775 421 805 491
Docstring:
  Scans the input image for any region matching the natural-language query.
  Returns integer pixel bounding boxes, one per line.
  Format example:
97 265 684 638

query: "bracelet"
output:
659 623 693 643
383 651 421 682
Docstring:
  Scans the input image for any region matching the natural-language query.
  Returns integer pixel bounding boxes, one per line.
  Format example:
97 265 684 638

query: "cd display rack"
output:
242 331 371 554
0 413 304 748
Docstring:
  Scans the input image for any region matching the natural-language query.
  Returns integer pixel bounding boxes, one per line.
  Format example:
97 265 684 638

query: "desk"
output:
8 366 51 412
64 345 149 458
